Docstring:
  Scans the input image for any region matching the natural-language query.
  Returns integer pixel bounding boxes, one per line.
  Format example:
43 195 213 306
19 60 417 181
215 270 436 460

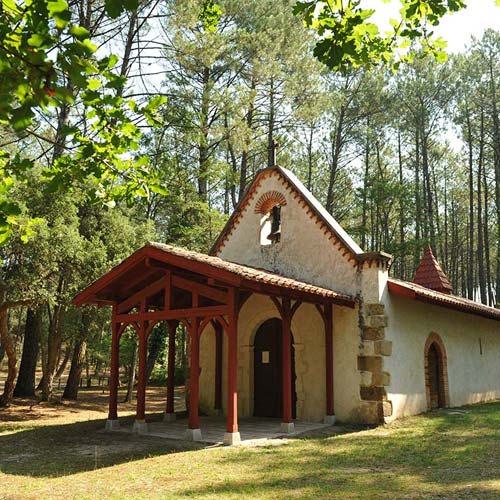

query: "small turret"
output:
413 245 453 295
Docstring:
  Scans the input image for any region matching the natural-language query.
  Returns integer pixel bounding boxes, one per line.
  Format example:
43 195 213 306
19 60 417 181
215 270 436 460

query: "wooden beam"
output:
116 305 229 323
117 275 167 314
172 274 228 304
291 300 302 319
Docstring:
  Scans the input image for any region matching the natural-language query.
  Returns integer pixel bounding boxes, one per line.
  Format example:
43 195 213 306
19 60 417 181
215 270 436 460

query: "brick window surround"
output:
424 333 449 410
254 191 287 214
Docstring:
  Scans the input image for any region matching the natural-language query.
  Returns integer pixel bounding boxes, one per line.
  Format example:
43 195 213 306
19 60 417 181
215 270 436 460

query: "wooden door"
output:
427 343 441 409
253 318 296 418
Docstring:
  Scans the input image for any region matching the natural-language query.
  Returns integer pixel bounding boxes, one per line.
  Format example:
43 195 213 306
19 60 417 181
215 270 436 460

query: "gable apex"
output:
210 166 391 268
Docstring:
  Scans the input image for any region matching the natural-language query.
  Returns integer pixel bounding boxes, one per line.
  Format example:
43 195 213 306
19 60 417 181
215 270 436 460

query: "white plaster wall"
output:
332 304 364 423
199 322 216 415
216 173 359 297
197 294 363 423
383 290 500 421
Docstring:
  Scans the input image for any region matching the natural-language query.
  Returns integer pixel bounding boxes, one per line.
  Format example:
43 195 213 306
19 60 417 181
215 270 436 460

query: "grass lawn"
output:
0 389 499 500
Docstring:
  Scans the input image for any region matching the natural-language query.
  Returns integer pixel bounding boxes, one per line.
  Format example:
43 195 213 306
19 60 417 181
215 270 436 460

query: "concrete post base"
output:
163 412 176 423
185 428 203 441
280 422 295 433
323 414 336 425
223 431 241 446
133 419 149 434
104 419 120 431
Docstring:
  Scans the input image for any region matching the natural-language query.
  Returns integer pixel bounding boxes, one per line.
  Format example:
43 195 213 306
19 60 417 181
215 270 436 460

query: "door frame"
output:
424 333 449 410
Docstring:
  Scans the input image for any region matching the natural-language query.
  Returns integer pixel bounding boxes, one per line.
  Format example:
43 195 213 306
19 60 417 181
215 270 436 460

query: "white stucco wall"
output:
216 172 360 297
383 290 500 421
198 294 362 423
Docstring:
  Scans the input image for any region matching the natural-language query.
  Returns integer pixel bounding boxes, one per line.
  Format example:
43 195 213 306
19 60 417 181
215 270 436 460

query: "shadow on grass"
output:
175 402 500 499
0 412 205 478
0 399 499 500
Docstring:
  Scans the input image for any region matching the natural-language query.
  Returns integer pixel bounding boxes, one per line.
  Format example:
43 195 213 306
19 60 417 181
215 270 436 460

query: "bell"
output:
267 227 281 242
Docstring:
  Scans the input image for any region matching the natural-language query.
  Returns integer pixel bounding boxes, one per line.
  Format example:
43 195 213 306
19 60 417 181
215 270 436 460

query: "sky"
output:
366 0 500 53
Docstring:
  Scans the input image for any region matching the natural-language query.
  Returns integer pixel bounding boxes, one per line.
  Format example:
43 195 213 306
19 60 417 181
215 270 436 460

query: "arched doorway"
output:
253 318 296 418
424 334 449 410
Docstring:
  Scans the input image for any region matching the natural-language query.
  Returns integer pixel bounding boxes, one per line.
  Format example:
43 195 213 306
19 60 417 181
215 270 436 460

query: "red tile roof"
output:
74 242 356 308
148 243 354 303
413 245 453 294
388 278 500 321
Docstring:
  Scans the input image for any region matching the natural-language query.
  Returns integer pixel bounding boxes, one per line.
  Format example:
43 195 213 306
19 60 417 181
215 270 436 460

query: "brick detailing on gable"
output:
254 190 287 214
424 332 449 409
211 168 357 265
358 303 392 424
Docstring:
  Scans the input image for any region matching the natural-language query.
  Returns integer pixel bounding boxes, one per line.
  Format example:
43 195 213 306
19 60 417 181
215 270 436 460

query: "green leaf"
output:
47 0 71 29
105 0 124 19
69 25 90 40
27 33 49 48
87 78 101 91
11 106 35 131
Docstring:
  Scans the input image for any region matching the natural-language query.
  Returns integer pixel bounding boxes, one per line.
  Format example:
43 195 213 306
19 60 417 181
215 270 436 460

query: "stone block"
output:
372 371 391 386
185 428 203 441
359 340 375 356
105 419 120 431
323 415 336 425
374 340 393 356
133 420 149 434
382 400 393 417
350 401 380 425
362 327 385 341
280 422 295 433
360 370 373 387
360 386 386 401
366 303 385 316
357 355 382 372
223 431 241 446
366 315 388 328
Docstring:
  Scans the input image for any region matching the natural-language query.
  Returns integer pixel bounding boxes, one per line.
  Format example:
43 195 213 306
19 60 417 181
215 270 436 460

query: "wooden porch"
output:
73 242 355 445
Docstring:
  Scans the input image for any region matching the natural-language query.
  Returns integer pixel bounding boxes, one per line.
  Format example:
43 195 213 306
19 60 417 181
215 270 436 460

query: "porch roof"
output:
73 242 356 308
388 278 500 321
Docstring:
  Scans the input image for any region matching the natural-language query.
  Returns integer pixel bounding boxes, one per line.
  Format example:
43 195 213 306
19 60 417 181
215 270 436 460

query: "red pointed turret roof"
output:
413 245 452 294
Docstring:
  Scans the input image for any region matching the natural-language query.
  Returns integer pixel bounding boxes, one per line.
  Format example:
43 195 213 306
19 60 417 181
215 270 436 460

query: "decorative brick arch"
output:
424 333 449 410
254 191 287 214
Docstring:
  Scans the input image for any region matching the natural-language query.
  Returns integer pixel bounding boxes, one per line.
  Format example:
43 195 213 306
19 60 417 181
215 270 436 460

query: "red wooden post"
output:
224 288 240 445
165 320 178 421
214 321 223 414
188 317 201 431
134 323 148 432
324 303 335 423
106 311 120 431
281 297 294 432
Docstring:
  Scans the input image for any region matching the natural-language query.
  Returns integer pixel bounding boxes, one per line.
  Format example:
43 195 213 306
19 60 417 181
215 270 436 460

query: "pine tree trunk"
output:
466 105 475 300
477 110 487 304
62 340 87 400
55 345 71 380
124 340 138 403
13 308 41 397
41 302 66 401
361 116 370 250
0 298 15 406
